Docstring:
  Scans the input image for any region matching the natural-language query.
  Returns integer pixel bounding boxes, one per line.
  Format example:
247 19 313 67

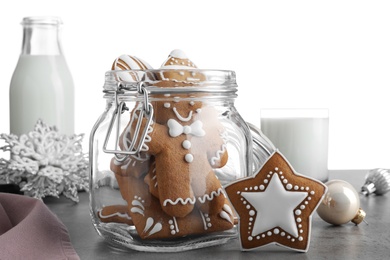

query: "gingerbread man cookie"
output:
138 50 229 218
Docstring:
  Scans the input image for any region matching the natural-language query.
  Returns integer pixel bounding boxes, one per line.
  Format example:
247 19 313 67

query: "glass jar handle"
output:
103 82 154 161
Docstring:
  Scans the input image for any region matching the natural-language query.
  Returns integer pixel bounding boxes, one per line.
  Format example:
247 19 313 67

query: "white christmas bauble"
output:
317 179 362 225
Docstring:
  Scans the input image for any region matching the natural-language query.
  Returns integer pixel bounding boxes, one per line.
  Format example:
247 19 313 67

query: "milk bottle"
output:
10 17 74 135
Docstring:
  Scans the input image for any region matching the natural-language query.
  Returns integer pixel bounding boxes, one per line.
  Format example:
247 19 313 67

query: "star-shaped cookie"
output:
225 151 327 252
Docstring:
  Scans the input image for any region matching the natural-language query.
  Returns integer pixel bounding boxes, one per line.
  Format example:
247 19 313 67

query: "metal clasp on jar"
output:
103 81 154 162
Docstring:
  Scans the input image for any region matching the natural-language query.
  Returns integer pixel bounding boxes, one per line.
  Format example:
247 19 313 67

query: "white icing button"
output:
185 154 193 163
249 210 255 216
164 102 171 108
183 125 191 134
182 140 191 149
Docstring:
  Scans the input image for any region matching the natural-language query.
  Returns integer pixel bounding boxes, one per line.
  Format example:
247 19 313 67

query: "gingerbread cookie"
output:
137 51 229 218
155 49 206 85
225 151 327 252
112 54 153 70
111 54 153 82
112 170 234 239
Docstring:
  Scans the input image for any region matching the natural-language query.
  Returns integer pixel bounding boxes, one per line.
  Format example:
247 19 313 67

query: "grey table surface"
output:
45 170 390 260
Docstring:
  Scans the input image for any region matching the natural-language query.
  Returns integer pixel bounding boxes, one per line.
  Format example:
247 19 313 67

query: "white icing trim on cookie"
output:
160 65 194 70
163 197 197 207
210 144 227 166
98 209 132 220
163 188 224 207
169 49 188 59
198 188 224 204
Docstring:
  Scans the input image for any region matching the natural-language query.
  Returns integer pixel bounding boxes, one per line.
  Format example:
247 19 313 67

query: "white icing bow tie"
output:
167 119 205 137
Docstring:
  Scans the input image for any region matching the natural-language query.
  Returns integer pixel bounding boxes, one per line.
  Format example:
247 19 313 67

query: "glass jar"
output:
89 69 273 252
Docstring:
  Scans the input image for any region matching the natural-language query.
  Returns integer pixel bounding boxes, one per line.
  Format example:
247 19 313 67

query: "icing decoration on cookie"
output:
167 119 205 137
160 49 197 69
112 54 153 70
225 151 327 252
97 204 133 225
143 217 163 237
111 54 153 82
156 49 206 84
163 197 197 207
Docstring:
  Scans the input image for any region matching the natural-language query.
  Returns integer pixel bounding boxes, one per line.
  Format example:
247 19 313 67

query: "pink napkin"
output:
0 192 79 260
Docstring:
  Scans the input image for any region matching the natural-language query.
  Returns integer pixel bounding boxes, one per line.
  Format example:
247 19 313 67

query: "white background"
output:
0 0 389 170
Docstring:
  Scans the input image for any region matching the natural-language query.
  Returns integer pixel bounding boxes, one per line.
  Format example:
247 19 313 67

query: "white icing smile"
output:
173 107 193 122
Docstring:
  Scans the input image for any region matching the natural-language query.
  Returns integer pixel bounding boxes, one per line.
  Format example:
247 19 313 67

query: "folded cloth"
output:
0 192 80 260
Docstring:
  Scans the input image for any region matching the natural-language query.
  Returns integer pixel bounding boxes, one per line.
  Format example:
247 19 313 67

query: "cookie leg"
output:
192 169 226 215
155 161 195 218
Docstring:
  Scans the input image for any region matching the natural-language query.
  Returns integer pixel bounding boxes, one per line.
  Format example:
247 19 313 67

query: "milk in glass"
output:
9 17 74 135
261 109 329 182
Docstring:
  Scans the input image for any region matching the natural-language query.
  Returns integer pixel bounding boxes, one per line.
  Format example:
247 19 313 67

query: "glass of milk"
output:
260 109 329 182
